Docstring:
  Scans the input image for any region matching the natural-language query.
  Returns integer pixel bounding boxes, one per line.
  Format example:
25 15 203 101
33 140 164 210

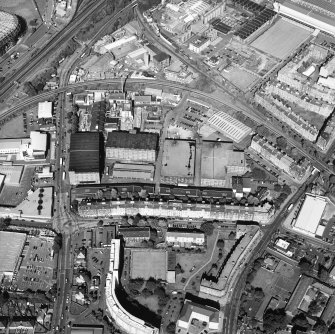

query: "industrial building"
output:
292 194 329 238
68 132 102 185
0 231 26 282
189 36 211 54
176 300 221 334
0 11 21 55
105 239 159 334
0 163 23 185
38 102 53 119
106 131 159 163
201 141 247 187
0 132 48 160
111 163 155 181
207 111 252 143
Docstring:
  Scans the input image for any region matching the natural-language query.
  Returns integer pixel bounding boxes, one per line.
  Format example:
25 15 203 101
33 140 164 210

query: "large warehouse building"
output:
292 194 329 237
69 132 103 185
273 0 335 36
106 131 158 163
0 11 21 55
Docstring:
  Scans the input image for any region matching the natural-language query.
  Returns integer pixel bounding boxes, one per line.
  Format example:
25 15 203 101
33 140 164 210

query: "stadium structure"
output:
0 10 21 55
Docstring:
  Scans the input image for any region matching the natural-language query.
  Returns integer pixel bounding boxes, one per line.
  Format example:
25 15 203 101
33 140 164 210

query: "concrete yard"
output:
130 249 167 281
251 18 312 59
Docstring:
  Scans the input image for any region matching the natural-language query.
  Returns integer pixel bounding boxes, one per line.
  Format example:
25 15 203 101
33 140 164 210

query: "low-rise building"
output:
166 230 205 247
38 101 53 119
206 111 252 143
291 193 328 238
118 227 150 243
176 300 221 334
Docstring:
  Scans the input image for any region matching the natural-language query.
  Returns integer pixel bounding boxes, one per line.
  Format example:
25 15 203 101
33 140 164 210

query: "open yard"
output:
251 18 312 59
248 259 301 320
130 250 167 281
221 66 259 92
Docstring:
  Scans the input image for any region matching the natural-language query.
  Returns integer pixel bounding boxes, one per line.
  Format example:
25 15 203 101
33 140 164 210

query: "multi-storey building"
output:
78 199 275 224
250 135 310 181
255 93 318 141
106 240 159 334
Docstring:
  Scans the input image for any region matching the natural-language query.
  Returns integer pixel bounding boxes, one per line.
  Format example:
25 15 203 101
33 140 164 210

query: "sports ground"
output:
251 18 312 59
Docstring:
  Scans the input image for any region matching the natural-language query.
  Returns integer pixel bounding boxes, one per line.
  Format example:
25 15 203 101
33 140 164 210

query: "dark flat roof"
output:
69 132 101 173
106 131 159 151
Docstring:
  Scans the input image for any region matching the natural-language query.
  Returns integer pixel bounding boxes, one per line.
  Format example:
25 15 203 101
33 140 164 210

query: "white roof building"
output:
38 102 53 119
207 111 252 143
30 131 47 153
292 194 328 237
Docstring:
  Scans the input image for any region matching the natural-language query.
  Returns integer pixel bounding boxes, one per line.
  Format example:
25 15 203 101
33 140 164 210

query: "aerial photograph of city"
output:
1 0 335 333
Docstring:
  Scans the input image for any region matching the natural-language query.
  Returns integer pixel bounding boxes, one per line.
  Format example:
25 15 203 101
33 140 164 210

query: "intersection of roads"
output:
1 2 333 333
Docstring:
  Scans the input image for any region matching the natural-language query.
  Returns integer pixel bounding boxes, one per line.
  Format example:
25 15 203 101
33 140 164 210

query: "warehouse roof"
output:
106 131 158 150
69 132 101 173
293 194 328 236
0 231 26 275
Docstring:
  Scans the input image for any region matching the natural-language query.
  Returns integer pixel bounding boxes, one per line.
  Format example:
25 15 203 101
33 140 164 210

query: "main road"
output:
0 0 106 99
224 172 319 334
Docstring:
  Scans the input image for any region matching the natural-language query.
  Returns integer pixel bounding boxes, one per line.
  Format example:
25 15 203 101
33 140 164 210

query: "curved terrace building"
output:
0 10 21 55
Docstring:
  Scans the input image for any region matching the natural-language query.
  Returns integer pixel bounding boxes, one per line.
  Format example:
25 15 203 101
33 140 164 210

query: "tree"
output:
318 265 329 281
251 167 266 180
274 184 282 192
292 313 310 329
228 231 236 240
308 300 323 315
166 322 176 334
276 136 287 150
314 320 328 334
200 222 214 236
298 257 313 274
22 82 37 96
254 287 265 301
263 308 288 333
217 239 224 248
175 263 184 275
53 234 62 253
